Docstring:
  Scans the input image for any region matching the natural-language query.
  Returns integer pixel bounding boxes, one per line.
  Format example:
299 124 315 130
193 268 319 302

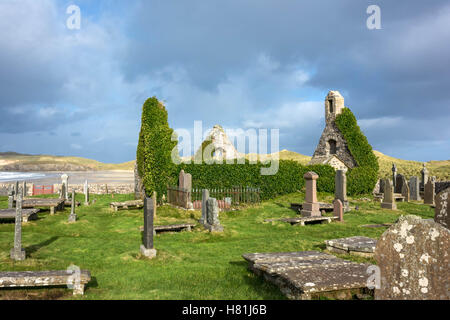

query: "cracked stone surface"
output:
242 250 371 300
374 215 450 300
434 188 449 229
325 236 377 253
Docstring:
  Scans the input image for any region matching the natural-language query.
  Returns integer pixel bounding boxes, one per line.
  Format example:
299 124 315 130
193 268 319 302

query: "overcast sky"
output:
0 0 449 163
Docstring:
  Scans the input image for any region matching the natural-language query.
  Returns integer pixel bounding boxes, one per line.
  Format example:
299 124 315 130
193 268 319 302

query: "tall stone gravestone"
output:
179 170 192 205
300 172 321 217
379 179 385 194
61 174 69 200
374 215 450 300
392 164 397 190
10 186 26 261
434 188 449 229
84 180 89 206
381 179 397 210
421 163 429 190
68 190 77 223
140 195 157 258
8 186 14 209
395 174 404 194
409 176 421 201
401 176 410 202
22 181 27 197
14 181 19 199
333 199 344 222
424 179 435 205
200 189 209 224
335 170 349 212
203 198 223 232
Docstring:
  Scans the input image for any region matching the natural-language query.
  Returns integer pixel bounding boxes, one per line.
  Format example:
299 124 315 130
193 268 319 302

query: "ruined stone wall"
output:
0 183 134 196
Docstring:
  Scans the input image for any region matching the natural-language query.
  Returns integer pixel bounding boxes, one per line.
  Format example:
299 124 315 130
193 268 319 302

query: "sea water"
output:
0 172 58 182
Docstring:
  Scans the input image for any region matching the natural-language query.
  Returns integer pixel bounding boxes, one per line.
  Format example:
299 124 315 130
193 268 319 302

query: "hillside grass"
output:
0 192 434 300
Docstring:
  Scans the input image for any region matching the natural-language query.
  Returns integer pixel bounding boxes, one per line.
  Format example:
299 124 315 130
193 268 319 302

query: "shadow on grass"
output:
25 236 59 255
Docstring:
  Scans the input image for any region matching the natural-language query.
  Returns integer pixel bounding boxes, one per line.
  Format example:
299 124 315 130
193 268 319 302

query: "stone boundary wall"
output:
0 183 134 196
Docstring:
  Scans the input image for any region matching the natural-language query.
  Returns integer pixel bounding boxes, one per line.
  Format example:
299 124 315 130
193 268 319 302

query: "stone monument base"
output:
204 224 224 232
300 202 321 217
10 248 26 261
140 245 157 259
381 202 397 210
68 214 77 223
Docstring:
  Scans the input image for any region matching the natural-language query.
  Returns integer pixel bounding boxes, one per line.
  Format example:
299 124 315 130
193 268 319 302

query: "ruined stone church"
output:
309 91 357 172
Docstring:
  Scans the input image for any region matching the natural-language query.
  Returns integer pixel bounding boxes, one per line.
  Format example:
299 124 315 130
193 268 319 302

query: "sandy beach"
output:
0 170 134 184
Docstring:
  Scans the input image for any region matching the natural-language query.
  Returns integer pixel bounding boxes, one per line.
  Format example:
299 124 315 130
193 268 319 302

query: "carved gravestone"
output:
424 179 435 205
434 188 449 229
203 198 223 232
300 172 321 217
409 176 421 201
395 174 404 194
334 170 349 212
374 215 450 300
83 180 89 206
140 195 157 258
68 190 77 223
179 170 192 204
401 178 410 202
61 174 69 200
10 187 26 261
333 199 343 222
421 163 429 190
381 179 397 210
199 189 209 224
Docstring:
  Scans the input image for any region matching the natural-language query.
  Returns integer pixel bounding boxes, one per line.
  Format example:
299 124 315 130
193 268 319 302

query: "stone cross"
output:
140 194 157 258
10 186 26 261
434 188 449 229
200 189 209 224
409 176 421 201
421 163 429 189
61 174 69 200
374 215 450 300
84 180 89 206
333 199 344 222
381 179 397 210
68 190 77 223
392 163 397 190
204 198 223 232
300 171 321 217
334 170 349 212
424 179 435 205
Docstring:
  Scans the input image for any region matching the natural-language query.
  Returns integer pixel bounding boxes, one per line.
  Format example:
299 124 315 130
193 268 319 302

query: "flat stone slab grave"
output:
242 251 371 300
110 200 144 211
325 236 377 257
0 209 40 223
0 270 91 295
140 223 195 234
291 202 333 213
373 193 405 202
265 216 336 226
64 200 80 207
20 198 65 215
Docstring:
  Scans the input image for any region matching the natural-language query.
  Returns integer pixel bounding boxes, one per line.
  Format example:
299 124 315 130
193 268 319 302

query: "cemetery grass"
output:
0 192 434 300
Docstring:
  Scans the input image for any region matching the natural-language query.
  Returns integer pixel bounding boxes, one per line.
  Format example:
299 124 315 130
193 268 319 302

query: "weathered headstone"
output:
333 199 343 222
374 215 450 300
83 180 89 206
300 172 321 217
381 179 397 210
8 186 14 209
421 163 429 190
61 174 69 200
68 190 77 223
14 181 19 199
424 179 435 205
203 198 223 232
10 187 26 261
395 174 404 194
434 188 449 229
409 176 421 201
60 183 66 200
199 189 209 224
22 181 27 197
140 195 157 258
379 179 385 194
392 163 397 190
179 170 192 204
401 178 410 202
335 170 349 212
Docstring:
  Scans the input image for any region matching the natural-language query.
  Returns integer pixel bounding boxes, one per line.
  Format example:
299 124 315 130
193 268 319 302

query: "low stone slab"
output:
265 216 335 226
0 209 39 223
139 223 195 234
325 236 377 257
360 223 393 228
373 194 405 202
291 202 333 212
242 251 371 300
21 198 65 215
110 200 144 211
0 270 91 295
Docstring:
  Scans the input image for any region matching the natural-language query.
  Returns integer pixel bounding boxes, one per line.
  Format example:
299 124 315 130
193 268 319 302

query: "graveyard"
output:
0 188 437 300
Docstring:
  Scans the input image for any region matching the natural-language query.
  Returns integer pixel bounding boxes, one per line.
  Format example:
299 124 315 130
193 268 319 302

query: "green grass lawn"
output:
0 192 434 300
